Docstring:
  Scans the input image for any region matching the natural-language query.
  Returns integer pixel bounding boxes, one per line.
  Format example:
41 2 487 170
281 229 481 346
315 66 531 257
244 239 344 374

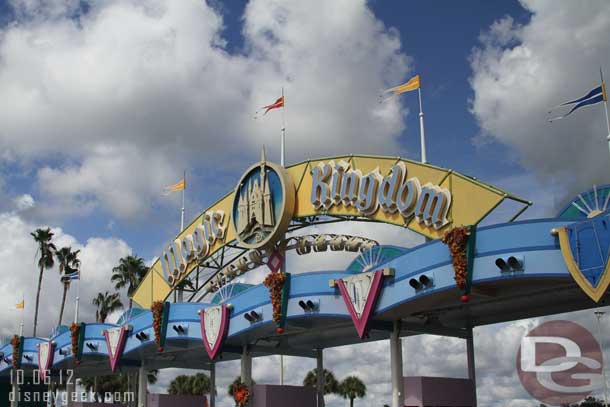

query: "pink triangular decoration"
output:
104 326 129 373
200 304 229 360
336 270 384 339
37 341 54 381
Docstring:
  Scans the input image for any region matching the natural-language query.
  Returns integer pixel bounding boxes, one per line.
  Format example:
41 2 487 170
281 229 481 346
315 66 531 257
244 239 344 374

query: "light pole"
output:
595 310 609 407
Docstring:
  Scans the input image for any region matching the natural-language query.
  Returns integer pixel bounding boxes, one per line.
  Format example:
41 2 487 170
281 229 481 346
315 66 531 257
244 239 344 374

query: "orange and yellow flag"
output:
15 299 24 309
164 178 185 195
384 74 420 97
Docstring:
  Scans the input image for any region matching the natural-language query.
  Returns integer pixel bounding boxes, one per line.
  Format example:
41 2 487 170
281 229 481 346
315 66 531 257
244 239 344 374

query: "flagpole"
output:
181 170 186 232
600 69 610 164
418 86 427 164
281 87 286 167
74 270 80 324
19 294 24 336
280 86 286 383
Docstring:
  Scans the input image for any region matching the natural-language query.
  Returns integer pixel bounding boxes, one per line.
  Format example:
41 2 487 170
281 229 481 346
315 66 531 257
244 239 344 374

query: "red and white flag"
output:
255 96 284 118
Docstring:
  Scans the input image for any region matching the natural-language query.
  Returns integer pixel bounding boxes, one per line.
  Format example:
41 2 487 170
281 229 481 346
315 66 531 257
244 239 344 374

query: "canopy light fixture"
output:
244 309 263 323
495 255 524 272
298 299 319 312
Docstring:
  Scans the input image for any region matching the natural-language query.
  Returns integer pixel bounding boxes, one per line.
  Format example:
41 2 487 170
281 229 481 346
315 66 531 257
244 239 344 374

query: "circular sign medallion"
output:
231 158 295 249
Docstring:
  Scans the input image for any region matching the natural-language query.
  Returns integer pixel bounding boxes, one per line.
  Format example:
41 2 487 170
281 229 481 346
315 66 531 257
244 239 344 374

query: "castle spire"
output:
261 145 266 164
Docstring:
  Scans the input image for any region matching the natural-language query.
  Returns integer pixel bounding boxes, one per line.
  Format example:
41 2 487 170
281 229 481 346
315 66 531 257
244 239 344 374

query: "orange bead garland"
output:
441 226 470 290
151 301 164 352
69 323 80 364
233 383 250 406
263 271 286 326
10 335 19 370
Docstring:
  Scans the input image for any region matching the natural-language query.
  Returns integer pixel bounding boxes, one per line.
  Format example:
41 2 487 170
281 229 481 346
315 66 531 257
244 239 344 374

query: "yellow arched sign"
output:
132 155 529 308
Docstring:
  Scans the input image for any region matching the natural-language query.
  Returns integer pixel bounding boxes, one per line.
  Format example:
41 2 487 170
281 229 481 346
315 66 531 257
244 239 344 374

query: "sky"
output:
0 0 610 405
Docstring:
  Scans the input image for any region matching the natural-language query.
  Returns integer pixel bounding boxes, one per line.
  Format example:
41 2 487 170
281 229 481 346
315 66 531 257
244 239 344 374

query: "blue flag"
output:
549 83 607 121
64 270 79 281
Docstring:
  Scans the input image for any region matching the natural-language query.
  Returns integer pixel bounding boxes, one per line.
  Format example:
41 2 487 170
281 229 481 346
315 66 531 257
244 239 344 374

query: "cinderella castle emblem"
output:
236 150 275 243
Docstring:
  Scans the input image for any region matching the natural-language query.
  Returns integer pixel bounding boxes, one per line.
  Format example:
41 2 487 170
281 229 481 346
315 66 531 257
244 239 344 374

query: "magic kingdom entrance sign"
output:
132 154 529 308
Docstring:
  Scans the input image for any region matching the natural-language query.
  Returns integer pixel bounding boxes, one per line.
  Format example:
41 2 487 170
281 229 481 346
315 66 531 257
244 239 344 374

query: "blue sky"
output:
1 1 610 405
0 0 538 261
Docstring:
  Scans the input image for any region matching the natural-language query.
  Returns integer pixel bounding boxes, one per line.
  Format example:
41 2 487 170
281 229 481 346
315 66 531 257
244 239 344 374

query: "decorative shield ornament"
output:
200 304 229 360
104 326 130 372
336 269 386 338
37 341 54 380
558 214 610 302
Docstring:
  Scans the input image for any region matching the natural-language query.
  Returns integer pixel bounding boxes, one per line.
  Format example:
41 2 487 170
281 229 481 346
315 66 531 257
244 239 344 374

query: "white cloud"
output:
13 193 35 211
36 145 176 218
469 0 610 198
0 210 132 338
0 0 411 219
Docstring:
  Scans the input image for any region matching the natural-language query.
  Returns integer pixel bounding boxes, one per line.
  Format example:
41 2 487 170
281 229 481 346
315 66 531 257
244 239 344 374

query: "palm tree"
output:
338 376 366 407
55 247 80 326
31 227 57 336
81 370 158 403
81 374 128 402
111 256 148 308
92 291 123 323
147 369 159 385
303 368 339 395
168 373 211 395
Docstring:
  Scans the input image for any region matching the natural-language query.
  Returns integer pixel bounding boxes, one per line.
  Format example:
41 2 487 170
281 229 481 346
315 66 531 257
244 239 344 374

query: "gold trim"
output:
558 226 610 302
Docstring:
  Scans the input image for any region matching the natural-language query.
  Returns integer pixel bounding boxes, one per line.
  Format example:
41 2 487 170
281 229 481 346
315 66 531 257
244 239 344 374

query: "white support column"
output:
280 354 284 385
10 380 18 407
242 345 252 387
65 380 75 407
241 345 253 407
390 320 403 407
316 349 324 407
138 364 148 407
210 363 216 407
127 373 131 405
466 328 477 407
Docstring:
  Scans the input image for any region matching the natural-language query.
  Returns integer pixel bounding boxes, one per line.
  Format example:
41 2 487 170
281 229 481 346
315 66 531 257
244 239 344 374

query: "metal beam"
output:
401 321 471 339
390 320 403 407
